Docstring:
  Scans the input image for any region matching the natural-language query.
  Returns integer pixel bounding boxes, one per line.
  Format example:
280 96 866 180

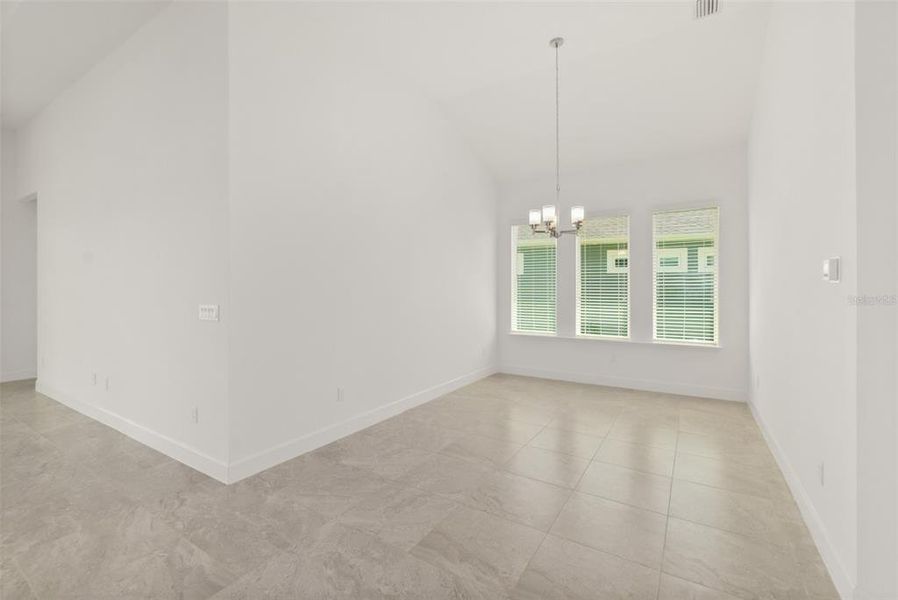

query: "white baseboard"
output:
499 364 747 402
2 370 38 383
35 381 229 483
226 364 497 483
748 400 854 600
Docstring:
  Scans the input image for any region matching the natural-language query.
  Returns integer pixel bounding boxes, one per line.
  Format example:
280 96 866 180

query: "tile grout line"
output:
509 404 674 580
655 402 682 600
476 406 590 594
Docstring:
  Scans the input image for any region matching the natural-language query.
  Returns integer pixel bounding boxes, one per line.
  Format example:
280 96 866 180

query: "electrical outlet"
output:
336 387 345 403
92 373 98 385
105 377 110 392
819 463 825 487
192 407 199 424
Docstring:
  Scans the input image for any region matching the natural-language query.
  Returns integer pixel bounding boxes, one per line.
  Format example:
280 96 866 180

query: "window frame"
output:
510 224 558 335
651 206 720 347
575 214 631 340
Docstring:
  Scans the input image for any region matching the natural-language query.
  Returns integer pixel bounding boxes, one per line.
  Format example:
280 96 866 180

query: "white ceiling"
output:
0 1 769 182
317 1 770 183
1 0 169 128
445 4 770 182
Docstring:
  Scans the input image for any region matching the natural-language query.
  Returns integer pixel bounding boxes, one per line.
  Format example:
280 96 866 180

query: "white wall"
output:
226 3 497 478
854 2 897 598
747 3 858 596
1 128 37 382
498 145 749 401
14 2 231 476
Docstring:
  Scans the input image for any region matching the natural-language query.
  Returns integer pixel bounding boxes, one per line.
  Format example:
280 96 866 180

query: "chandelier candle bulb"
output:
571 206 585 226
542 205 557 224
529 209 542 226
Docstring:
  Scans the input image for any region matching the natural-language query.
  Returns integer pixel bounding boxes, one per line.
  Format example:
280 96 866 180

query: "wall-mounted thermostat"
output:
198 304 220 321
822 257 840 283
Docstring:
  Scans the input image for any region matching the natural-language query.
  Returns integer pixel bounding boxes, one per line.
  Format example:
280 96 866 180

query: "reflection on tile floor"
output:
0 375 839 599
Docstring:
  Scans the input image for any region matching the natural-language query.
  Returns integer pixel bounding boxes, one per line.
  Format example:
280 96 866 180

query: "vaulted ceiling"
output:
1 0 169 128
1 1 769 183
324 1 770 182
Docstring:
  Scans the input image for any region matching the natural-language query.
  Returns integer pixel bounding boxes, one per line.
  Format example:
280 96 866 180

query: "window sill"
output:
507 331 721 348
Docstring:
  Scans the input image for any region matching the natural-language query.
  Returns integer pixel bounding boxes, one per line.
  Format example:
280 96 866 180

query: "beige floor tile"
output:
678 409 762 441
447 395 557 427
658 573 742 599
578 461 672 513
463 470 572 531
608 420 679 449
312 432 435 480
596 438 676 476
42 419 156 467
144 483 284 578
663 518 808 599
527 427 603 459
16 504 236 599
504 445 591 489
89 535 237 599
789 527 841 600
465 418 545 444
339 485 458 551
2 451 130 516
123 460 219 509
9 401 91 433
669 479 802 545
440 433 524 467
0 558 36 600
365 418 467 453
1 378 826 600
220 480 332 550
677 430 777 468
398 453 494 501
0 497 82 557
615 409 679 429
550 491 668 568
512 534 660 600
411 506 544 593
214 524 491 600
677 397 752 418
273 457 394 518
674 452 792 501
548 411 618 437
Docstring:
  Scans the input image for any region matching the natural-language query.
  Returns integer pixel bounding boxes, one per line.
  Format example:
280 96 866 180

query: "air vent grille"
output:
695 0 720 18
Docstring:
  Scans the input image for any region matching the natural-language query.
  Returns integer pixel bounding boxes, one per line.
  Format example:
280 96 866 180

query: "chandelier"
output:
528 37 584 239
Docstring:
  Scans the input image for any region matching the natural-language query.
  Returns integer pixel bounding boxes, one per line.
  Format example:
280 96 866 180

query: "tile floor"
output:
0 375 839 599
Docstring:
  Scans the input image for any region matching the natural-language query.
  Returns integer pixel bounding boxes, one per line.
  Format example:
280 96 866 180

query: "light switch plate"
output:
198 304 220 321
822 257 840 283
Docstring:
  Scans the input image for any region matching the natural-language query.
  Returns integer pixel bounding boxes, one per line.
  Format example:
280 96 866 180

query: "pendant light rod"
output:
528 37 584 239
551 37 563 204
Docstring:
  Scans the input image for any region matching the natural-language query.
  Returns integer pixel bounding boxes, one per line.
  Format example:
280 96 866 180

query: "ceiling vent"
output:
695 0 720 19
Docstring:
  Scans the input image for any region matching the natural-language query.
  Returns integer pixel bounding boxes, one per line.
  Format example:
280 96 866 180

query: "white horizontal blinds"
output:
512 225 556 333
653 207 719 344
578 216 629 337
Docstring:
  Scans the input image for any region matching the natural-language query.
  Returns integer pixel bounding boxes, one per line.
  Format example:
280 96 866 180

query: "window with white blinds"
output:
511 225 556 334
577 215 629 338
653 207 719 344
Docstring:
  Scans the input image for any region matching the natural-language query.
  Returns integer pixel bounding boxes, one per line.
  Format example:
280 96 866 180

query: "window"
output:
653 207 719 344
511 225 556 333
577 215 629 338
